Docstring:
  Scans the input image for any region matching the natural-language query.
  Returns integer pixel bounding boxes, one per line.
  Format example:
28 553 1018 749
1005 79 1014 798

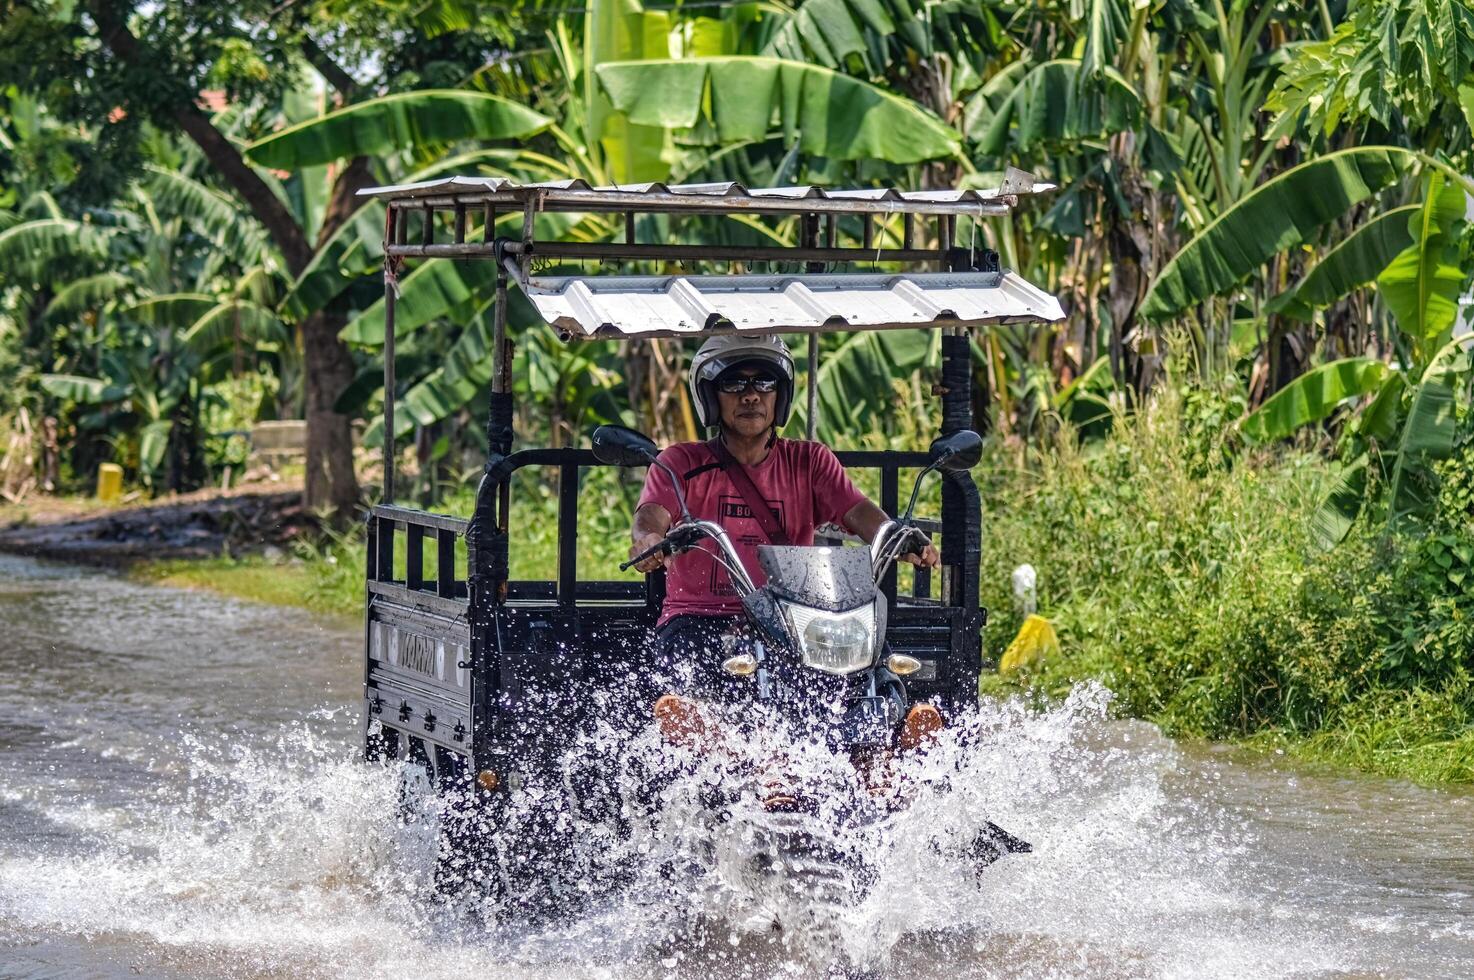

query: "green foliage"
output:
1240 358 1388 443
1268 0 1474 137
970 60 1142 157
244 90 552 170
1376 173 1468 360
594 57 960 163
761 0 1006 75
982 376 1474 783
1141 147 1415 320
1266 206 1417 321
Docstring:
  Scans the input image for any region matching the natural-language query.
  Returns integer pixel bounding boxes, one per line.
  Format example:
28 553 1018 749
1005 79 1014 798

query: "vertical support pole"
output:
902 213 915 250
806 332 819 441
801 212 822 440
453 203 467 244
938 329 981 696
625 211 636 244
943 328 978 613
489 269 513 606
493 272 509 396
376 516 395 585
382 216 397 507
436 528 457 599
519 197 538 282
557 461 578 604
394 207 408 247
880 464 898 603
483 204 496 244
862 214 874 251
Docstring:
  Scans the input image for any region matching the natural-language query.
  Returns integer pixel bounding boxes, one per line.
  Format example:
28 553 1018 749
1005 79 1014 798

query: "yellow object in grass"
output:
97 463 123 505
999 614 1060 673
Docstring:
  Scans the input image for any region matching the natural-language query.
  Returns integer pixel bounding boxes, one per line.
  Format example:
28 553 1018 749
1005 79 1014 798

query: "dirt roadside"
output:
0 480 317 565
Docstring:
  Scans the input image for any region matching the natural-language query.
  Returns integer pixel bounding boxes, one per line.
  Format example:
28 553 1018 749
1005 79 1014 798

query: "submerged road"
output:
0 553 1471 979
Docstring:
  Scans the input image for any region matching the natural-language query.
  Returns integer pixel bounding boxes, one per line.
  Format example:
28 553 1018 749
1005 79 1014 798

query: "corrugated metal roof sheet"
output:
523 270 1066 340
357 168 1054 215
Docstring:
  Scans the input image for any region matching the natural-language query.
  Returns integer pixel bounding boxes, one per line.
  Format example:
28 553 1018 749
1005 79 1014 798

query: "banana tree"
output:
1235 176 1473 545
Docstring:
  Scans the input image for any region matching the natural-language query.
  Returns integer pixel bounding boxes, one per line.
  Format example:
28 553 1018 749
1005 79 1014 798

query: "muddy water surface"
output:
0 554 1470 979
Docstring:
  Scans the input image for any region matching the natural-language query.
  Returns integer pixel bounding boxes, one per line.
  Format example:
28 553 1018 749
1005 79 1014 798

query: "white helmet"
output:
688 334 796 430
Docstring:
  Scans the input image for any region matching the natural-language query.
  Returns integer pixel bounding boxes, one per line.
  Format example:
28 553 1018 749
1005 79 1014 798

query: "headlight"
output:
786 603 878 675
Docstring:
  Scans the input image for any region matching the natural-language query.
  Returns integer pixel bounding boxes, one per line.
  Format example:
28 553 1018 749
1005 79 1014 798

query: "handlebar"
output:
621 521 757 593
626 520 928 585
870 521 932 582
619 539 671 572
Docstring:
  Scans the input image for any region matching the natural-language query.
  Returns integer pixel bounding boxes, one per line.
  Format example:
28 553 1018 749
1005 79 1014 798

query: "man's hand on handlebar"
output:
629 530 669 573
903 542 941 569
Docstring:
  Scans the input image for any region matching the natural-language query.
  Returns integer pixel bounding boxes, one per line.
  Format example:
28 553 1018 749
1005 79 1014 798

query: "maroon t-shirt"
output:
637 439 868 624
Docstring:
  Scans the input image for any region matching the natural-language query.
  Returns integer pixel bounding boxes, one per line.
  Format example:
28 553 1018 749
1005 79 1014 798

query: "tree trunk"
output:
92 5 365 515
301 308 360 517
298 157 376 517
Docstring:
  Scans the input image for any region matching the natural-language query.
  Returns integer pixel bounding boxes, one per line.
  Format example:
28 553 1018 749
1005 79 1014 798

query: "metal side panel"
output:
364 596 473 757
886 606 978 710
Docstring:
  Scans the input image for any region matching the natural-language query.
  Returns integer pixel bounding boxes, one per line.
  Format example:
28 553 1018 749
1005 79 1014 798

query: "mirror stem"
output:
902 462 940 522
650 455 694 522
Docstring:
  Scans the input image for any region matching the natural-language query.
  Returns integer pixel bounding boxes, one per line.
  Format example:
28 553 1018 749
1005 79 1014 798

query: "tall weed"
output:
980 375 1474 782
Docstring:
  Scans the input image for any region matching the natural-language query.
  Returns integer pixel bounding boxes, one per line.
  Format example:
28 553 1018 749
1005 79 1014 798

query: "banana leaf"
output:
43 272 132 320
789 329 932 443
595 57 959 164
1377 173 1468 354
1387 339 1468 522
1239 358 1389 443
1141 146 1414 320
1311 456 1369 550
182 301 289 356
973 59 1141 157
144 166 270 267
0 218 106 269
124 294 218 329
245 91 552 171
341 260 501 347
280 148 560 320
1265 206 1418 321
39 374 131 404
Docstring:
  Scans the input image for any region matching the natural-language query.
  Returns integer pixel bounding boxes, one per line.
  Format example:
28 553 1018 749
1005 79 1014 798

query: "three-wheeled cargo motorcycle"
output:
354 171 1065 908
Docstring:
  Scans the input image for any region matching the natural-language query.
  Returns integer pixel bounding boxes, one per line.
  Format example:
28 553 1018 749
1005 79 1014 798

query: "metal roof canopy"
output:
526 269 1065 341
363 169 1066 500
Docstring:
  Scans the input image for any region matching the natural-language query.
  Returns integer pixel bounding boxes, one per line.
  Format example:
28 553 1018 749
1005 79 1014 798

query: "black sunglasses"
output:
717 375 779 394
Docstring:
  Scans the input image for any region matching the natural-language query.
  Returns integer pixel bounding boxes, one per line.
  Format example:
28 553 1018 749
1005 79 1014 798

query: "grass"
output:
130 554 361 620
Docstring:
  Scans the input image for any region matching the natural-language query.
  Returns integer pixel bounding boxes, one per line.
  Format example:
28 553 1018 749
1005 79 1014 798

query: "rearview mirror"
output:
927 429 983 471
591 425 659 467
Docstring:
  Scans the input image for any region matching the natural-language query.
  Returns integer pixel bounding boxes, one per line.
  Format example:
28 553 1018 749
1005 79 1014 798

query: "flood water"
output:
1 552 1472 979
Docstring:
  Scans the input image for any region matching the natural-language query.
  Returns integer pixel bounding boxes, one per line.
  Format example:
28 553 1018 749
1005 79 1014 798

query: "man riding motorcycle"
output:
619 334 1031 862
629 334 939 704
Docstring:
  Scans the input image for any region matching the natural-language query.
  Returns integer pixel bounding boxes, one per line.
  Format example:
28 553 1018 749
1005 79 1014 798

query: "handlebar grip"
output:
620 538 672 572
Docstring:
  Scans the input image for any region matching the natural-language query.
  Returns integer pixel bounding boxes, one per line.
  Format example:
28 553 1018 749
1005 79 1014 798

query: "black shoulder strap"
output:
681 460 723 481
706 437 790 547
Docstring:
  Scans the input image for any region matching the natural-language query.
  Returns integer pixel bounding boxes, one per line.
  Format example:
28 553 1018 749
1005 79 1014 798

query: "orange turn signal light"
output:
721 653 758 676
887 654 923 676
476 769 499 792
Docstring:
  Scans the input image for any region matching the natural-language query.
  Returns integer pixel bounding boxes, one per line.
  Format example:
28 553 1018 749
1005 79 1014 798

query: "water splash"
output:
0 688 1362 978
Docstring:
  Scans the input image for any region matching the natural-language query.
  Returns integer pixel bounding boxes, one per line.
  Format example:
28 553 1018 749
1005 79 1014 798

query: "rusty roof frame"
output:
357 167 1054 217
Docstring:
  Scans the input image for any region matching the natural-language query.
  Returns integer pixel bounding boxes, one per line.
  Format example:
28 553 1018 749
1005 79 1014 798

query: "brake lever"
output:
619 524 704 572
